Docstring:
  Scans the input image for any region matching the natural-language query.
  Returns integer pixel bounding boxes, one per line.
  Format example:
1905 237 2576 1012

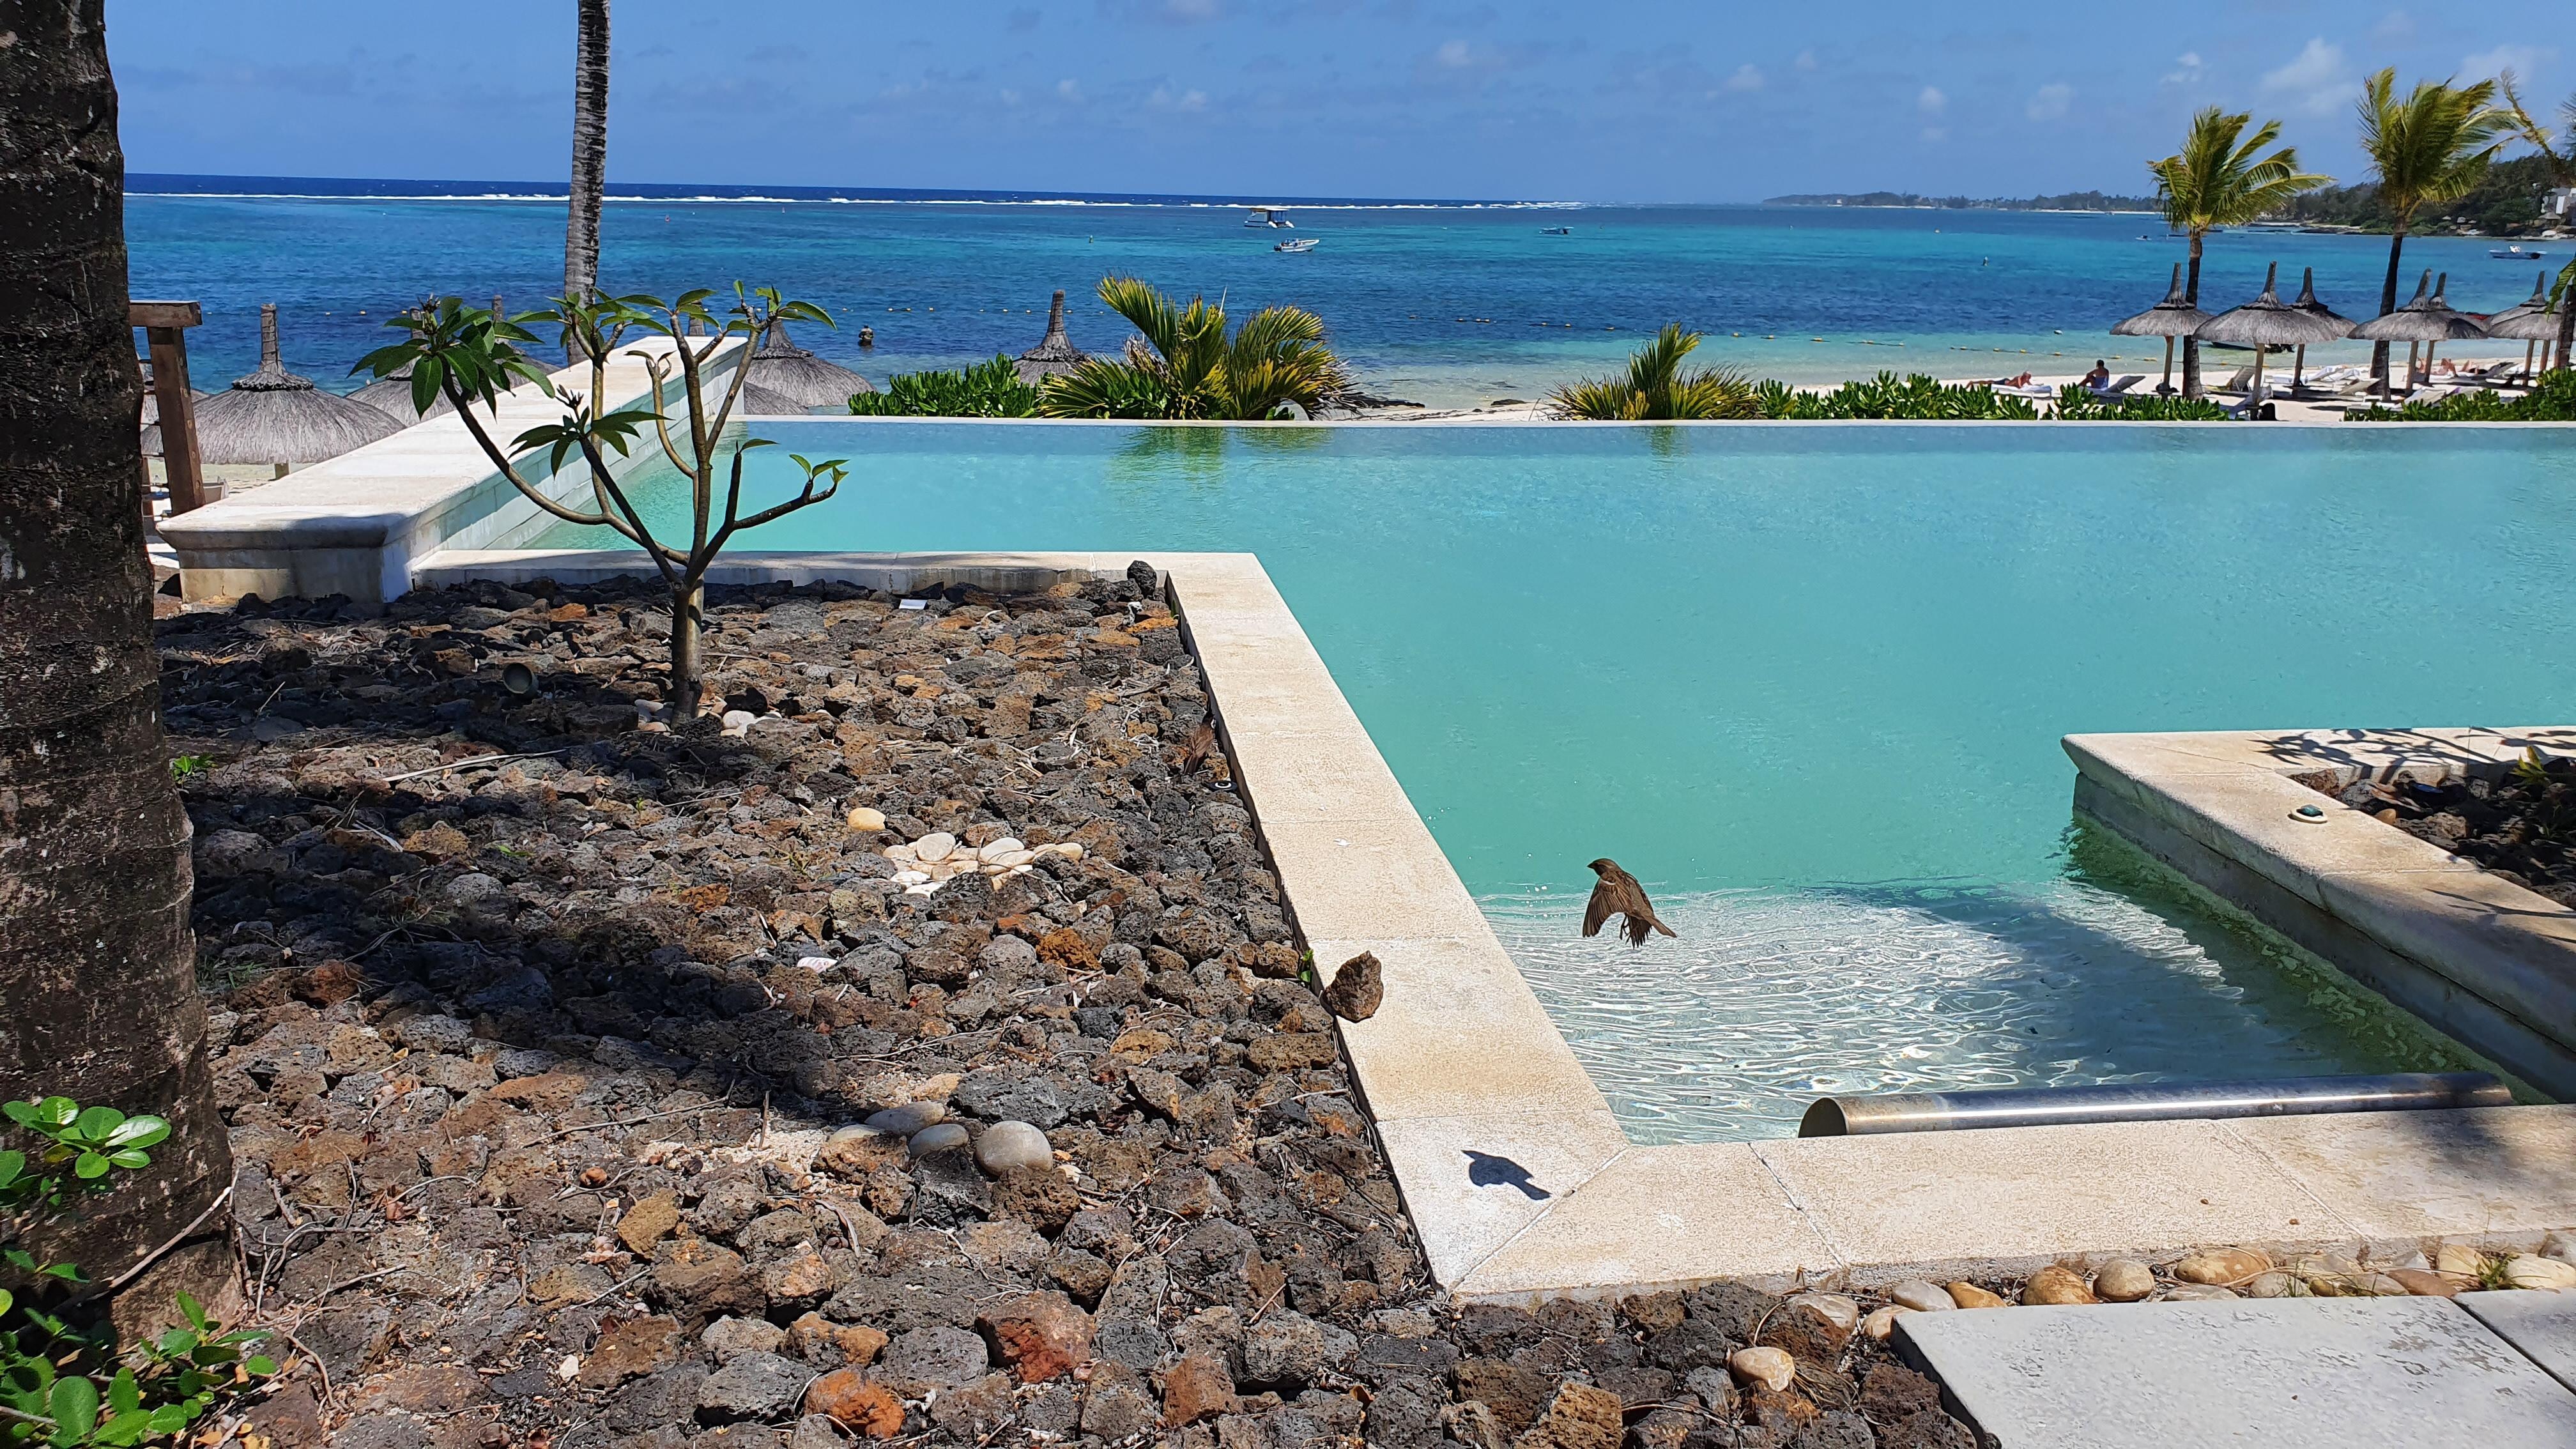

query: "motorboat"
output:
2492 244 2549 260
1274 236 1319 254
1244 206 1294 229
1540 226 1571 235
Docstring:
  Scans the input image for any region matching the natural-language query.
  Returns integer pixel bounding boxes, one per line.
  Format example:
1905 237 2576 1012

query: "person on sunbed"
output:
2082 360 2112 390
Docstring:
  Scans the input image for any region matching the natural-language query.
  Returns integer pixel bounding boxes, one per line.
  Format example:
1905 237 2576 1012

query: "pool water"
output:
539 422 2576 1138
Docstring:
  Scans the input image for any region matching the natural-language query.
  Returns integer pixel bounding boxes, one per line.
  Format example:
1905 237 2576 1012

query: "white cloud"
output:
1055 78 1082 101
2027 82 2072 120
1917 84 1946 116
1149 84 1209 111
2263 38 2355 117
1726 63 1764 93
2373 10 2414 43
1435 39 1473 68
2462 44 2550 84
2162 52 2202 87
1793 49 1818 72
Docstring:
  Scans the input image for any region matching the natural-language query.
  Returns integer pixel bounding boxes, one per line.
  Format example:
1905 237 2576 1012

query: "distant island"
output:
1765 190 2158 214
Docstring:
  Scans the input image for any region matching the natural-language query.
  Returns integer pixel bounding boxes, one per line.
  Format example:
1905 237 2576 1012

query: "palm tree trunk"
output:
2373 226 2407 395
563 0 610 306
2181 233 2206 400
0 0 233 1325
2557 288 2575 374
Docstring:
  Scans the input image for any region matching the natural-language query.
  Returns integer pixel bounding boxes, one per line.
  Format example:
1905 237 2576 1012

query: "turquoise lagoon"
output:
540 422 2576 1138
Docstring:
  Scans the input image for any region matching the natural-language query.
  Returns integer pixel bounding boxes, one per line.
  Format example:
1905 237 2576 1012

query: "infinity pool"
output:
540 422 2576 1138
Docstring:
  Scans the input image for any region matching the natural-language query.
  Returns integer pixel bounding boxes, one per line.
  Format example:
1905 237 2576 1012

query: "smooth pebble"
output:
908 1123 970 1157
868 1101 947 1135
975 1121 1053 1175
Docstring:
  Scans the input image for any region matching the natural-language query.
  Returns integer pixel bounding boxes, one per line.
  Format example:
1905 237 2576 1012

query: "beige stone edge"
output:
164 337 743 605
399 551 2576 1303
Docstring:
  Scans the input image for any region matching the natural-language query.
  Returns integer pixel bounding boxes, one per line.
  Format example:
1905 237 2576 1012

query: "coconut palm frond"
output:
1551 325 1755 419
1549 376 1650 420
1668 364 1763 419
1036 356 1174 418
2150 108 2331 231
2359 70 2512 222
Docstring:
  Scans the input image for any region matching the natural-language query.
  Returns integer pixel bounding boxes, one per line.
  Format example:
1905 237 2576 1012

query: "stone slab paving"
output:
1897 1297 2576 1448
2461 1289 2576 1395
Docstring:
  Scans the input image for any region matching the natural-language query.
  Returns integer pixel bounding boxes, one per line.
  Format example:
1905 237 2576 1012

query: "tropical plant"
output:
3 1096 279 1447
2048 387 2234 421
358 288 848 719
848 355 1040 417
2356 70 2511 390
2499 71 2576 367
1 0 234 1321
2344 368 2576 421
565 0 611 305
1548 325 1762 419
2148 108 2330 398
1758 372 2040 420
1036 278 1351 420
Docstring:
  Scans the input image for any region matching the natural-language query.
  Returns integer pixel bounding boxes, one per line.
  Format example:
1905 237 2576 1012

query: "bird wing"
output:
1582 881 1614 937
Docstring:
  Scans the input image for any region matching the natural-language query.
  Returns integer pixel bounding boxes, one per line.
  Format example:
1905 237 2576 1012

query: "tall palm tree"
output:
0 0 233 1309
2356 70 2509 390
2147 109 2329 399
1549 325 1760 418
564 0 611 305
2500 72 2576 370
1038 277 1353 420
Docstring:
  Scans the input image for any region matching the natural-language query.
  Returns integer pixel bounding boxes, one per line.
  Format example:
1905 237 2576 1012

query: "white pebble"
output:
1728 1347 1796 1394
1860 1305 1912 1342
988 850 1035 869
904 882 940 896
1887 1280 1956 1313
893 870 930 885
795 956 837 974
977 836 1026 862
914 832 957 864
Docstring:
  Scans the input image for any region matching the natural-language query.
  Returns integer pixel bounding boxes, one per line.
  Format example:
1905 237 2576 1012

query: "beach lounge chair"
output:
2089 374 2146 398
2217 365 2255 394
2221 386 2273 420
2465 362 2522 387
1995 383 2056 399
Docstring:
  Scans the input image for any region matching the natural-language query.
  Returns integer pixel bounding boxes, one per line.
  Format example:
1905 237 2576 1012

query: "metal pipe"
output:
1797 1072 2511 1138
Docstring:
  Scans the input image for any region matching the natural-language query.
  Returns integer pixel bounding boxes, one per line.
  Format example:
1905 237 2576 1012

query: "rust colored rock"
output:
977 1289 1095 1383
1945 1281 2007 1309
616 1191 680 1254
1322 950 1384 1022
1457 1358 1552 1433
292 959 365 1005
1038 926 1100 970
1512 1381 1624 1449
2389 1268 2462 1297
2021 1264 2097 1305
1245 1031 1338 1073
807 1370 907 1437
2172 1248 2271 1285
579 1315 680 1388
1161 1349 1241 1426
993 1167 1082 1233
790 1313 891 1368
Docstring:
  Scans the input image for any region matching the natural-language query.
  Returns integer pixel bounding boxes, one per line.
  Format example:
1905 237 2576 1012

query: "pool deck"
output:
396 547 2576 1303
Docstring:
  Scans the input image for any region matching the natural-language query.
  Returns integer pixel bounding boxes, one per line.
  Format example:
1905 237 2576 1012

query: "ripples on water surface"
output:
1491 828 2484 1141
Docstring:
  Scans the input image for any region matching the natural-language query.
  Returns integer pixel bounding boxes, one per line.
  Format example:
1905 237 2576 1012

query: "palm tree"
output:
564 0 611 305
2147 109 2329 399
2500 72 2576 370
2356 70 2509 390
1038 278 1353 420
0 0 233 1308
1549 325 1761 418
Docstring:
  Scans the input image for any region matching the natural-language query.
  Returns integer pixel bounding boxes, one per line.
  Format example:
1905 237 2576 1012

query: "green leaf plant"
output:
2 1097 277 1446
355 286 852 720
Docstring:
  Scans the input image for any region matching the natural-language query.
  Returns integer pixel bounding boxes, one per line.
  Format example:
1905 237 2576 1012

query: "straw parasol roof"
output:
2110 264 2214 338
2354 270 2488 343
151 305 399 466
2288 266 2356 335
1014 290 1090 383
2199 263 2354 348
137 366 210 456
2483 273 2563 342
742 317 873 410
737 379 806 414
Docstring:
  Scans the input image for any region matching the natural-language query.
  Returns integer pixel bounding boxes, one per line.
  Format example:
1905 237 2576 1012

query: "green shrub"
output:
1759 372 2040 420
2344 368 2576 421
847 354 1040 418
3 1096 276 1446
1549 325 1762 419
2048 386 2234 421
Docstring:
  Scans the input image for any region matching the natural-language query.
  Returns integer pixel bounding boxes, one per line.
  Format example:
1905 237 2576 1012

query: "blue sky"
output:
110 2 2562 202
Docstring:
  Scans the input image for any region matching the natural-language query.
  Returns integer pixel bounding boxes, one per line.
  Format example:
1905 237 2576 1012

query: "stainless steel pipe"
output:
1797 1072 2511 1137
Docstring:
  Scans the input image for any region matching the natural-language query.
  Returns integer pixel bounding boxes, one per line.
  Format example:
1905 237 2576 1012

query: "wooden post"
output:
131 300 206 516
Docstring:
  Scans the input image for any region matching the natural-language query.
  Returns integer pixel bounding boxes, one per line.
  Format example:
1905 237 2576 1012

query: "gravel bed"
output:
2328 753 2576 907
158 572 1977 1449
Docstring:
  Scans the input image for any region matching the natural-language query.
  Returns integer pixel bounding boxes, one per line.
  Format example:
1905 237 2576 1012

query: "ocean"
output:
125 175 2554 410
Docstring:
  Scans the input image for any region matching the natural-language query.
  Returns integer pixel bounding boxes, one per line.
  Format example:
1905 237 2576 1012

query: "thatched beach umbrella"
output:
185 304 401 470
352 294 507 420
137 366 209 456
743 317 873 411
2354 271 2487 397
2110 264 2212 395
2280 266 2356 392
2481 273 2561 382
1013 290 1089 385
738 379 804 414
2197 263 2350 399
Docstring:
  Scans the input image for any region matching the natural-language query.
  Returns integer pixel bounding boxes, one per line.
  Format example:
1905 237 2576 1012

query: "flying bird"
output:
1583 858 1676 946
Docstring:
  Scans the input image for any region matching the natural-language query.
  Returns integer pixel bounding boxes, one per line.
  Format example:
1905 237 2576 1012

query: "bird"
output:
1583 858 1676 947
1175 723 1217 775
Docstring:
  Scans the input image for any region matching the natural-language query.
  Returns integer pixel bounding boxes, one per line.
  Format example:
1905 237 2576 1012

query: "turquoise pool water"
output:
539 422 2576 1138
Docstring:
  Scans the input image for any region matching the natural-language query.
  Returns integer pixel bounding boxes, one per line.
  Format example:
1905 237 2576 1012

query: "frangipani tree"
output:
358 288 848 719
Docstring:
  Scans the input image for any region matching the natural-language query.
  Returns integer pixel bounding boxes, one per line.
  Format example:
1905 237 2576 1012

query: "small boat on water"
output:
2492 244 2549 261
1244 206 1294 229
1274 237 1319 254
1540 226 1571 235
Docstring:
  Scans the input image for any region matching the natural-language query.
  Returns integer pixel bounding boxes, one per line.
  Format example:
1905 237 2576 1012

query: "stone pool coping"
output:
161 337 743 605
401 548 2576 1305
2066 728 2576 1104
